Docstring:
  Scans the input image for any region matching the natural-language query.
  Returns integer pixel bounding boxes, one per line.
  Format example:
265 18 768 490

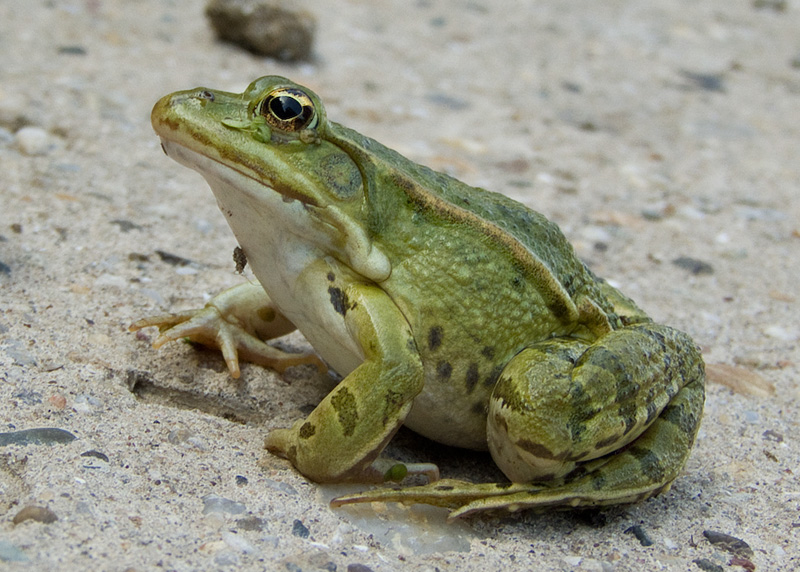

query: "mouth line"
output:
159 137 319 207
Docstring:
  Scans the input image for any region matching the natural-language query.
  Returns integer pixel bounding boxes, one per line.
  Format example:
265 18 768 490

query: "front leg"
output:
131 282 325 378
265 283 434 484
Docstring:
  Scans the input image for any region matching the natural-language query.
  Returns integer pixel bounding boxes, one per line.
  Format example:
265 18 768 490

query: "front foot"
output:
131 283 326 378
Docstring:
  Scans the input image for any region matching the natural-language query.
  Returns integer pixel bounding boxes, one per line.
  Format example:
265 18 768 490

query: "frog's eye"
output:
258 88 317 132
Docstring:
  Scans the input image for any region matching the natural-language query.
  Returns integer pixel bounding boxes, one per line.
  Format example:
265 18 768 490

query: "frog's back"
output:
353 131 603 313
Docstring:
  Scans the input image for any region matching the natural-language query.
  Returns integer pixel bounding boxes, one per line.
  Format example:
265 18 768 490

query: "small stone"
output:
625 524 654 546
47 394 67 409
168 428 207 450
347 565 373 572
0 427 77 447
672 256 714 275
702 530 754 558
12 505 58 525
15 126 53 155
235 516 267 531
73 394 102 413
291 519 310 538
693 558 724 572
235 474 248 486
81 450 110 462
264 478 298 495
202 494 247 516
206 0 316 61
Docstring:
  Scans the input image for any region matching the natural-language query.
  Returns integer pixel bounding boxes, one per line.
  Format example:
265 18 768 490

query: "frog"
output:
133 76 705 519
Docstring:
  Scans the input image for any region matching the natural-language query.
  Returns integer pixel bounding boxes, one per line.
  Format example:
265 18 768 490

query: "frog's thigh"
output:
265 283 424 483
488 324 704 484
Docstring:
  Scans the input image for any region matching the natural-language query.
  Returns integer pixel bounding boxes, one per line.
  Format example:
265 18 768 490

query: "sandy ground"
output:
1 0 799 570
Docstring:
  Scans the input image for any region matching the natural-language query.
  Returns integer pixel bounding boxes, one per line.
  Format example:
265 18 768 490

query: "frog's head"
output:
151 76 391 281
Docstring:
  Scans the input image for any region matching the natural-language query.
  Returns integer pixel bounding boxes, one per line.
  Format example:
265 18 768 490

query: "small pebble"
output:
0 427 77 447
202 494 247 516
206 0 316 61
15 126 52 155
47 394 67 409
702 530 754 558
291 519 310 538
672 256 714 275
73 394 102 413
168 428 207 450
81 450 110 462
693 558 724 572
12 505 58 525
235 516 267 531
347 565 374 572
624 524 654 546
264 478 298 495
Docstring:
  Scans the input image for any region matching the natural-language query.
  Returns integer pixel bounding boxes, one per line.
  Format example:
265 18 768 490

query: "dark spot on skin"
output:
481 346 496 360
328 286 349 316
619 401 639 436
563 465 588 484
465 363 479 393
629 447 666 483
567 450 590 462
327 272 335 282
567 418 587 443
515 439 567 461
435 485 454 491
428 326 443 351
436 361 452 380
330 387 358 437
483 365 504 388
591 473 607 490
663 397 701 436
495 482 514 490
298 422 316 439
594 434 621 450
382 390 405 426
645 400 661 425
471 401 487 416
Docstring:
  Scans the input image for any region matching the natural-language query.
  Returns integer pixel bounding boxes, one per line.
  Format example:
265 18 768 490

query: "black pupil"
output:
270 96 303 120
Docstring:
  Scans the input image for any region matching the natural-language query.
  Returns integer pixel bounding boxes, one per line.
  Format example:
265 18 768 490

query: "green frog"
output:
134 76 705 519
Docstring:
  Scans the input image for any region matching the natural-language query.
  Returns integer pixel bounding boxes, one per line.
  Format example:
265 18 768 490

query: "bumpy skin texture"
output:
137 76 705 518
